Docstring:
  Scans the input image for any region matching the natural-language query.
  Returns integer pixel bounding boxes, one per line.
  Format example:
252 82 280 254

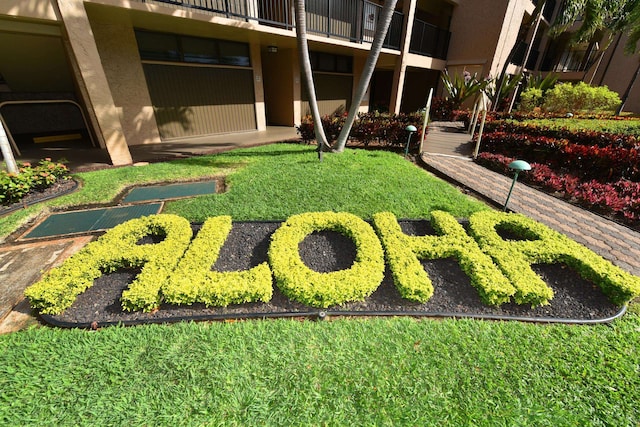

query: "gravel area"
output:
42 220 624 327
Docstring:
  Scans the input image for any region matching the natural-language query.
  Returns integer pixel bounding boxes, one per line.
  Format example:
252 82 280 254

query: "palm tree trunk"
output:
334 0 398 152
294 0 330 158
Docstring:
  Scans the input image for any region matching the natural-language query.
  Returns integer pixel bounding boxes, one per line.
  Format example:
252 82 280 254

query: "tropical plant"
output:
550 0 640 114
294 0 330 157
526 72 560 92
440 69 486 108
484 72 523 111
333 0 399 152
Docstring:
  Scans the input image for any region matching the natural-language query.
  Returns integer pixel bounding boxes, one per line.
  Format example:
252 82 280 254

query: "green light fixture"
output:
503 160 531 211
404 125 417 158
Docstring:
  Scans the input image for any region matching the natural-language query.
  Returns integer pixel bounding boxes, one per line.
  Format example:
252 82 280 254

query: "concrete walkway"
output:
421 121 640 277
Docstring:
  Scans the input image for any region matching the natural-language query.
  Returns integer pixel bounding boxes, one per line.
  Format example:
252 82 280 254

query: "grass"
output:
1 143 639 426
0 144 485 240
1 317 639 426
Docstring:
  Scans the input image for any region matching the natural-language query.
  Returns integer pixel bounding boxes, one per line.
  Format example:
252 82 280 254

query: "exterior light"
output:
267 45 278 53
503 160 531 211
404 125 417 158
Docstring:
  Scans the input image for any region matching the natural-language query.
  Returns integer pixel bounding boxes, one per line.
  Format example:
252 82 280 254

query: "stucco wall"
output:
447 0 531 79
87 5 161 145
0 0 58 22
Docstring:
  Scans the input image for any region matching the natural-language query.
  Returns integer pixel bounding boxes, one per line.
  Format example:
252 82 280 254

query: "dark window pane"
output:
317 52 335 72
182 36 218 64
135 31 180 61
219 41 251 66
335 55 352 73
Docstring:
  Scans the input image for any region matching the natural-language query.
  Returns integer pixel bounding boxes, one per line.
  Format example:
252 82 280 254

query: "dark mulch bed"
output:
42 221 624 328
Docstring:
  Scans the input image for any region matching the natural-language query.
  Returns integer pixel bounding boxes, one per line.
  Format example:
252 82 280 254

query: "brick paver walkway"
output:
422 121 640 277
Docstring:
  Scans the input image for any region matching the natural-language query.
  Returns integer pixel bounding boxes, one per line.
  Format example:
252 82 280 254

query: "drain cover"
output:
23 203 162 239
122 180 216 203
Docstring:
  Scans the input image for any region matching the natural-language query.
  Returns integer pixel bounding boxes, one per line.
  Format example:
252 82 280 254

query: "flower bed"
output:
296 111 424 151
1 158 70 205
25 211 640 318
475 119 640 226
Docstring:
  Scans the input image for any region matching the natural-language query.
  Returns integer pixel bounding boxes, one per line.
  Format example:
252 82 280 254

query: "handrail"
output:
0 99 97 158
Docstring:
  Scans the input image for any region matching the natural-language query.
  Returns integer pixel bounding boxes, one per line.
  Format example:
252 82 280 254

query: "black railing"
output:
408 18 450 59
141 0 403 50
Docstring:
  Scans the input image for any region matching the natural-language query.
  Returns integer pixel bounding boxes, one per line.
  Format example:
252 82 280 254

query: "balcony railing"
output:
141 0 403 50
408 18 450 60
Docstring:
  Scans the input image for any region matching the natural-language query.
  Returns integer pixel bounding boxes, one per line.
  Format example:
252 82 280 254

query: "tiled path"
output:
422 121 640 277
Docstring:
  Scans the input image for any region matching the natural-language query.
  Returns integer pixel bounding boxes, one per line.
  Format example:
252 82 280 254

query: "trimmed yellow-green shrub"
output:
373 211 514 305
25 214 192 314
268 212 385 307
468 211 640 306
163 216 272 307
542 82 621 114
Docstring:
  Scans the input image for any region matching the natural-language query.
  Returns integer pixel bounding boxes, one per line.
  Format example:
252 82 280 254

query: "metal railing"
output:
408 18 450 59
141 0 403 49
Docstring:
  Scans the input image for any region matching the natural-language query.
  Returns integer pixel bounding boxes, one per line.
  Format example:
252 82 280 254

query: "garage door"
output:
143 63 256 139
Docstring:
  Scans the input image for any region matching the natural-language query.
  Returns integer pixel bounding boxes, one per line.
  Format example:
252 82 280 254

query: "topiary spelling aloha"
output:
468 210 640 306
268 211 385 307
163 216 272 307
25 214 193 314
373 211 515 305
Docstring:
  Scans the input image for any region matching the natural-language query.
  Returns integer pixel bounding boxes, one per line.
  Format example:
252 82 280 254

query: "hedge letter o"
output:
268 211 385 307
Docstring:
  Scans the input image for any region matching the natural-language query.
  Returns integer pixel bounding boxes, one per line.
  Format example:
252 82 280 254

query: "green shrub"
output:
468 211 640 306
163 216 272 307
542 82 621 114
268 211 385 307
0 158 69 205
25 214 193 314
518 87 543 112
373 211 514 305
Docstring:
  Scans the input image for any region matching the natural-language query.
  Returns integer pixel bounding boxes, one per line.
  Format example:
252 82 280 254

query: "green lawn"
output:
1 143 638 426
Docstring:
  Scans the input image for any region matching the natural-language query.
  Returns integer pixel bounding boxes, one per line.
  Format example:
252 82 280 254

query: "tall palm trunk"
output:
333 0 398 152
294 0 330 158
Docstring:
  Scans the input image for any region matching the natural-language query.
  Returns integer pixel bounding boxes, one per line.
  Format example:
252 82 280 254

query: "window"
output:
135 30 251 67
309 51 353 73
135 31 180 62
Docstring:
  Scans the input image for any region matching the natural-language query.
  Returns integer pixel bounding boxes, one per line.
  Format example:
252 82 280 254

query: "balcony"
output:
408 18 450 60
141 0 404 50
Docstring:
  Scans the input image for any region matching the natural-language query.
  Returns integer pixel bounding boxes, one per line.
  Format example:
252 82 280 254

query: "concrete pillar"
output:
389 0 417 114
56 0 133 166
353 55 370 113
88 7 161 146
250 42 267 131
292 53 302 127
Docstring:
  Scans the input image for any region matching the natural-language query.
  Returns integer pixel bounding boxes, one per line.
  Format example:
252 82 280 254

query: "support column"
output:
388 0 417 114
250 42 267 131
56 0 132 166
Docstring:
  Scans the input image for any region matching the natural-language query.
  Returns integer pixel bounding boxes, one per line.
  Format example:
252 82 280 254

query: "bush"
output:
542 82 621 114
268 211 385 307
0 158 69 205
518 87 543 112
296 112 425 152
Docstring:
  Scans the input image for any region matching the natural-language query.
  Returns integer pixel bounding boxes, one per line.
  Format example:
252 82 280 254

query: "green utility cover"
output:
122 181 216 203
24 203 162 239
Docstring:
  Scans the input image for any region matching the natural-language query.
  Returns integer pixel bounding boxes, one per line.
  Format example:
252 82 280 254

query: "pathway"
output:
421 121 640 277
